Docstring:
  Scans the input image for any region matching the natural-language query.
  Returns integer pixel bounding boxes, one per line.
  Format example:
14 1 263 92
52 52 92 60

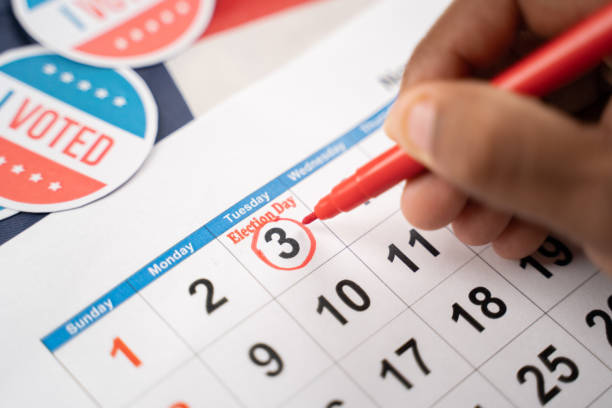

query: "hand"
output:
384 0 612 273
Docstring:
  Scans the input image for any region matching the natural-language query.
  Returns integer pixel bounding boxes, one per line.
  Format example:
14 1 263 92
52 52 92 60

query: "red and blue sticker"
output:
0 46 157 212
0 207 18 220
12 0 216 67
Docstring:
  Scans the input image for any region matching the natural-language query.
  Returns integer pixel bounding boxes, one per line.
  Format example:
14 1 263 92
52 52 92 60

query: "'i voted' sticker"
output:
0 46 157 212
0 207 18 221
12 0 216 67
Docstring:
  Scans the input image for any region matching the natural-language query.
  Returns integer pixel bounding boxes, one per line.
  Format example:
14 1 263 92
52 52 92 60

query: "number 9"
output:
248 343 284 377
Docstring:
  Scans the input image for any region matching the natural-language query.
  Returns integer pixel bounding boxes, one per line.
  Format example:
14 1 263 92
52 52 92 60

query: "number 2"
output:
189 278 228 314
585 294 612 347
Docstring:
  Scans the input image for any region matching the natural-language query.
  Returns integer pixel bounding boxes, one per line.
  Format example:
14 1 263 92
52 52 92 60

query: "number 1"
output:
451 303 485 332
111 337 141 367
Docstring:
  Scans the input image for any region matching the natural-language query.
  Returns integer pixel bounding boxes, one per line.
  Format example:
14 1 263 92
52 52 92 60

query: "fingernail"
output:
407 100 436 155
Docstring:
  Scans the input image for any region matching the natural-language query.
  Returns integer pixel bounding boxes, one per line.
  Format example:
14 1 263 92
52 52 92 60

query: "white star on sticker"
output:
160 9 174 24
130 28 144 42
48 182 62 192
176 1 190 15
60 72 74 83
145 19 159 33
114 37 128 50
113 96 127 107
77 80 91 91
29 173 43 183
0 156 6 166
11 164 24 174
42 64 57 75
95 88 109 99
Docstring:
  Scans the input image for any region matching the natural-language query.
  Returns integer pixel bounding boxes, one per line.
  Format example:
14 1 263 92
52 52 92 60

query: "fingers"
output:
517 0 612 38
399 173 543 256
400 174 467 230
584 246 612 276
401 0 611 92
451 201 511 246
492 218 548 259
401 0 519 88
385 81 612 247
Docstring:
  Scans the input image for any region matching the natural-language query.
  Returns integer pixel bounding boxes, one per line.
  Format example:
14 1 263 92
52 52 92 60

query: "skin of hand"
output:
383 0 612 273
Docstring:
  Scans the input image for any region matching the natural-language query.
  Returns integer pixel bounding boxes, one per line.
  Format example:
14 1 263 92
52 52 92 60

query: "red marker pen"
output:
303 1 612 225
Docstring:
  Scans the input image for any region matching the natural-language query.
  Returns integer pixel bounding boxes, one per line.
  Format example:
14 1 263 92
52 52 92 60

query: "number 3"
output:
265 227 300 259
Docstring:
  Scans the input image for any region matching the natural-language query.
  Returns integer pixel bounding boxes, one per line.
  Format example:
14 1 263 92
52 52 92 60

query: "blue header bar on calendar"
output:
206 179 287 237
42 281 135 351
41 100 393 352
128 228 215 291
279 102 392 188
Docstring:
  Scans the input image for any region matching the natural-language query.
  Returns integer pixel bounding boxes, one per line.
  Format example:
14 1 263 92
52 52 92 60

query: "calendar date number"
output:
252 219 316 270
516 344 579 405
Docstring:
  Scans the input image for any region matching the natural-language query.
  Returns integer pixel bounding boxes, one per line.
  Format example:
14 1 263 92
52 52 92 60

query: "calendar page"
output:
1 0 611 407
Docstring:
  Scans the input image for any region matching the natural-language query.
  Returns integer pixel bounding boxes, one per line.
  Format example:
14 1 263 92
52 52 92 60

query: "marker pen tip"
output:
302 213 317 225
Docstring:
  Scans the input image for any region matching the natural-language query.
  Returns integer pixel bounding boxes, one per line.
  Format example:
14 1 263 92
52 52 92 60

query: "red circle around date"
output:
251 218 317 271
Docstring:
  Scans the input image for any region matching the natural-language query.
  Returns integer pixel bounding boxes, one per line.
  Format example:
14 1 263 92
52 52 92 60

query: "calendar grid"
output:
470 251 605 402
406 237 545 407
126 290 249 408
121 356 199 408
211 237 361 407
428 370 518 408
210 190 398 407
123 107 407 407
425 289 581 407
40 100 395 353
51 352 102 407
588 384 612 407
474 251 607 367
288 192 489 406
405 255 522 407
39 97 611 407
545 273 611 371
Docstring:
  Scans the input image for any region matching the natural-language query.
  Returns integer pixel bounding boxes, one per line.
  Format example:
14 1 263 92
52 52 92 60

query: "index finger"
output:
402 0 612 89
401 0 520 89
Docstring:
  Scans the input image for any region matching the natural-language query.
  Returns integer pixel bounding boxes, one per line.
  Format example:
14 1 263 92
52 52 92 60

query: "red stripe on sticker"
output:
75 0 201 58
0 137 106 204
201 0 318 38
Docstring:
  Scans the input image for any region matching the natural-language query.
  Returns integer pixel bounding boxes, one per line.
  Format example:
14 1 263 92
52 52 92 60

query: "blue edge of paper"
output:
41 100 393 352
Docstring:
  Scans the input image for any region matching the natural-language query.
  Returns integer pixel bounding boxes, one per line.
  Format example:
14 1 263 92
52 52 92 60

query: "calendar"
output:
0 0 610 407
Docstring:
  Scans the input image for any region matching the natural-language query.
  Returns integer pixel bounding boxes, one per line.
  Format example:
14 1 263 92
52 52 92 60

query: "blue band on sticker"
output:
1 54 147 137
25 0 51 10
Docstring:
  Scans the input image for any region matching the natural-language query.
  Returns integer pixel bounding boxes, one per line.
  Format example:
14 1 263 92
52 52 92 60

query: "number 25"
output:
517 345 579 405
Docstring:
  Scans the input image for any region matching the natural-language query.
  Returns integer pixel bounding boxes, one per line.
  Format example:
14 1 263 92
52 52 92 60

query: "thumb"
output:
384 80 612 247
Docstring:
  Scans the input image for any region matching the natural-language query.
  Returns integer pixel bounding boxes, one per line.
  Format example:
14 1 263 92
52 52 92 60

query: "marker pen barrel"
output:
311 147 424 220
303 1 612 225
